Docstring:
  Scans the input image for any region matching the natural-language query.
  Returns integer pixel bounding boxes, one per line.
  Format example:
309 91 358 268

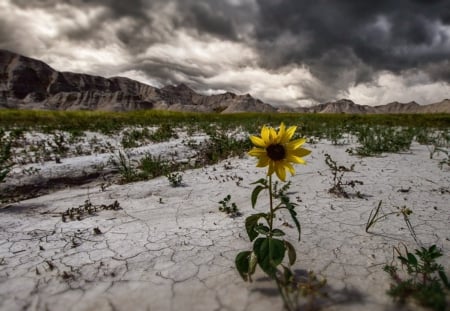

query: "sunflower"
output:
248 123 311 181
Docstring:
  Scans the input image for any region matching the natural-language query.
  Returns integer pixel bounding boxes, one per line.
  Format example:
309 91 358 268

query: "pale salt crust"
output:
0 135 449 311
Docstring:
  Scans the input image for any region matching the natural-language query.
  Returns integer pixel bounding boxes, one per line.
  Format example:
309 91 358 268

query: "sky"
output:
1 0 450 108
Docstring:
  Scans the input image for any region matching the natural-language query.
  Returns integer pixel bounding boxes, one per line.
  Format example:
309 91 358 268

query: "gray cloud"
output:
251 0 450 102
1 0 449 106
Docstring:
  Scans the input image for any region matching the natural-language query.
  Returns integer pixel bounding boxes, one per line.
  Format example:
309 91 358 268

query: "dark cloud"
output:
1 0 449 106
185 3 237 40
253 0 450 75
249 0 450 102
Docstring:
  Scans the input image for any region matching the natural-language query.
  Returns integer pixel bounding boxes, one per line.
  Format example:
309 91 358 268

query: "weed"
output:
348 125 414 156
21 166 41 176
416 129 449 159
277 270 328 311
365 201 419 244
166 172 183 187
138 153 171 179
0 129 14 182
121 128 151 148
384 244 450 311
48 132 69 162
197 128 251 165
218 194 241 218
150 123 179 142
61 199 121 222
324 153 363 198
437 149 449 169
109 150 138 183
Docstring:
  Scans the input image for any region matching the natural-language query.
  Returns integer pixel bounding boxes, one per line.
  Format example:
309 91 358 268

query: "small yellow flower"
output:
248 123 311 181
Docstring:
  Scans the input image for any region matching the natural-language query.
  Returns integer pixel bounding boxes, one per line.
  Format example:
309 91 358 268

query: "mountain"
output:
0 49 448 114
416 99 450 113
314 99 450 114
0 49 276 113
306 99 375 114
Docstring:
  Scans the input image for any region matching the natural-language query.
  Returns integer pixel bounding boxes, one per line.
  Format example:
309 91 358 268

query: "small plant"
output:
138 153 171 179
61 199 121 222
325 126 347 145
149 123 178 142
366 201 419 244
348 125 413 156
0 129 14 183
197 128 251 165
324 153 363 198
416 129 449 159
218 194 241 217
21 166 41 176
109 150 138 183
437 149 449 169
166 172 183 187
277 270 328 311
48 132 69 162
121 128 151 148
383 244 450 311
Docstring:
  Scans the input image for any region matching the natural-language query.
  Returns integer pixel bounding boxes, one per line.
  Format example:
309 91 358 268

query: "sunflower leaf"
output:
245 213 267 241
253 237 285 277
284 241 297 265
250 178 267 186
287 208 301 241
251 185 267 209
439 270 450 289
254 224 270 235
271 228 286 237
235 251 252 282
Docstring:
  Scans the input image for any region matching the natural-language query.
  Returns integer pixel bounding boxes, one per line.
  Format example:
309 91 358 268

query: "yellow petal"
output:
269 127 277 142
275 163 286 181
291 147 311 157
250 135 266 148
284 161 296 175
287 138 306 149
248 147 266 156
282 125 297 143
277 123 286 143
261 126 271 145
286 154 306 164
256 154 270 167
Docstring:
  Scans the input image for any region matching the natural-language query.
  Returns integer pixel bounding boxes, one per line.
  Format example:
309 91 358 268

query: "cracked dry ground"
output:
1 142 449 311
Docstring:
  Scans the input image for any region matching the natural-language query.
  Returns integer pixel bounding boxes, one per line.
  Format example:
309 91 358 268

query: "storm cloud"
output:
0 0 449 107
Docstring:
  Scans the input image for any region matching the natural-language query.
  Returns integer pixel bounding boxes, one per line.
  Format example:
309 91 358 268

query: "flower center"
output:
266 144 286 161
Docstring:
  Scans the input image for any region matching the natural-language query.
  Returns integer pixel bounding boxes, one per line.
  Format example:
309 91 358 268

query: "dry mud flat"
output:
0 141 449 311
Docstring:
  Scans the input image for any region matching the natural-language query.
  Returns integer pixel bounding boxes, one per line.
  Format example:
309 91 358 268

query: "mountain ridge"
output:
1 50 449 113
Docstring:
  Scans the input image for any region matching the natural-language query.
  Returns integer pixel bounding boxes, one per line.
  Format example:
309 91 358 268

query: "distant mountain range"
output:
1 49 449 113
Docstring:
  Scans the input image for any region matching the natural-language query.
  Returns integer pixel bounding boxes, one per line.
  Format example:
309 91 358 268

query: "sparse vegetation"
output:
366 200 419 244
324 153 363 198
0 129 14 182
347 125 414 156
384 244 450 311
166 172 183 187
61 199 121 222
0 109 449 310
218 194 241 217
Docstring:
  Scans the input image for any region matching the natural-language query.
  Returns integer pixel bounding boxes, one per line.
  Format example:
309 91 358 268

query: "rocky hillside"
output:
1 49 448 113
0 50 275 113
312 99 450 114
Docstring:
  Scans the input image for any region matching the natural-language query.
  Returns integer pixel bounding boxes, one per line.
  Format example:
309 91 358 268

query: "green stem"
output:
268 175 274 237
275 276 294 311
